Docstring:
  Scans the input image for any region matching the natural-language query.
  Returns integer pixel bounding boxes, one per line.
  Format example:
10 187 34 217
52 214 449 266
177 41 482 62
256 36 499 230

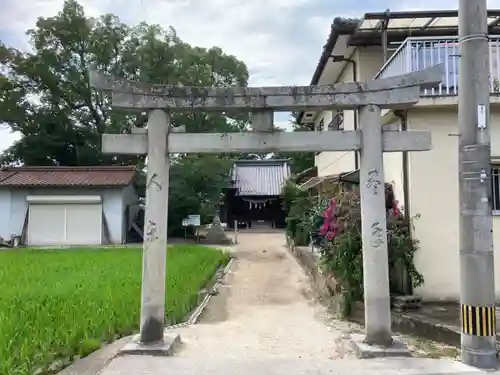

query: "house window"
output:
493 165 500 214
328 110 344 130
315 118 324 132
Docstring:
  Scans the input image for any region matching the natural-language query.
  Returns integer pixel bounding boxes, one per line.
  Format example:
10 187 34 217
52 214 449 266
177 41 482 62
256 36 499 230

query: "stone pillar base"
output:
118 333 181 356
350 334 411 359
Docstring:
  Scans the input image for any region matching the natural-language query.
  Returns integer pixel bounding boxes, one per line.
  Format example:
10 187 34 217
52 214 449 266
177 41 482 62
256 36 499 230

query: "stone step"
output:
392 295 423 312
99 356 487 375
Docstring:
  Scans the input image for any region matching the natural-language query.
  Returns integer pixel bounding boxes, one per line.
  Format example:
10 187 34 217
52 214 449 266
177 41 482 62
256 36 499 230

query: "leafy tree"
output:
0 0 249 167
167 155 233 235
270 116 315 174
0 0 250 230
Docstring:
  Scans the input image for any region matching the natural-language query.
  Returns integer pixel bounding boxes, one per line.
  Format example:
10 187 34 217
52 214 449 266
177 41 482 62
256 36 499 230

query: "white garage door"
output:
27 196 103 246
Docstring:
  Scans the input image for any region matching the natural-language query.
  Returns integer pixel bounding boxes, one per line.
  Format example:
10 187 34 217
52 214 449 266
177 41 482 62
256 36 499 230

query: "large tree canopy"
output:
0 0 249 167
0 0 252 234
0 0 314 234
271 115 315 174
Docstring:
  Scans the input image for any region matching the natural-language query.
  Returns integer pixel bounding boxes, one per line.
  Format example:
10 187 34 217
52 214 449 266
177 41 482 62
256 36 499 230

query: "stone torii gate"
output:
89 65 442 354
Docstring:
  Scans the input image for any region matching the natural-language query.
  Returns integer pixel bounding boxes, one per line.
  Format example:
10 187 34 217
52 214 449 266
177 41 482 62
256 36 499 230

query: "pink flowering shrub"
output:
312 183 423 317
315 187 360 243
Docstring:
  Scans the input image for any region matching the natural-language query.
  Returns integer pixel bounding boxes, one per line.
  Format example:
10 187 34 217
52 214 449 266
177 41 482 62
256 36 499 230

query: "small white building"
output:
0 166 138 246
298 9 500 301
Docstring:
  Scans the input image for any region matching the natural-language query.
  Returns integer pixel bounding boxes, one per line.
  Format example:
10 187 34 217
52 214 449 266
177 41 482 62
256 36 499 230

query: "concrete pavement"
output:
98 356 487 375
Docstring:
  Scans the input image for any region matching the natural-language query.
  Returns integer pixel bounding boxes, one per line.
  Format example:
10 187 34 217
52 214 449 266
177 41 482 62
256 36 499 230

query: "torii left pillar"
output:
119 109 180 354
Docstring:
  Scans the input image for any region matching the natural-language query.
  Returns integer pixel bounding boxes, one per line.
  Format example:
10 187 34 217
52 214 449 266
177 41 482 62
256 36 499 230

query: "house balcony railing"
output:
374 36 500 96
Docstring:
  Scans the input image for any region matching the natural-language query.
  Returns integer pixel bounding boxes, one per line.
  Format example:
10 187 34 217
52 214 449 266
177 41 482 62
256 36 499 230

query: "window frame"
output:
492 164 500 215
327 110 344 131
315 118 325 132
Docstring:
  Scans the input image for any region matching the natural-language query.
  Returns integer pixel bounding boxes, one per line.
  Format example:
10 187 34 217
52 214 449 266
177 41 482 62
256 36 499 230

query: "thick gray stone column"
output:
359 104 393 346
139 109 170 344
458 0 497 368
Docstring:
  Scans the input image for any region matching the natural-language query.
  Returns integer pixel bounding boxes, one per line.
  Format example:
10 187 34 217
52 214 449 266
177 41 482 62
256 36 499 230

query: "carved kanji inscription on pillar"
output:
371 221 384 248
146 172 162 192
365 168 381 195
145 220 158 243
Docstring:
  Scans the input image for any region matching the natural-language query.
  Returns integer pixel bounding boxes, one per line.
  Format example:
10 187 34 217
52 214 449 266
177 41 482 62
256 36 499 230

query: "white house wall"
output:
383 141 405 210
0 189 12 240
407 107 500 300
315 109 356 177
356 46 386 80
316 60 356 177
0 187 133 245
315 46 388 179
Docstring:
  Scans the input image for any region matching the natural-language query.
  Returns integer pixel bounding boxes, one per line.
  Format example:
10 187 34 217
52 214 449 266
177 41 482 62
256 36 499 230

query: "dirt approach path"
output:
171 231 357 359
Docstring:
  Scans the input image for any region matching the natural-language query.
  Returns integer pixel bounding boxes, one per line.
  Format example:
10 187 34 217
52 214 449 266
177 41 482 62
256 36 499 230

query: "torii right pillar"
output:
350 103 429 358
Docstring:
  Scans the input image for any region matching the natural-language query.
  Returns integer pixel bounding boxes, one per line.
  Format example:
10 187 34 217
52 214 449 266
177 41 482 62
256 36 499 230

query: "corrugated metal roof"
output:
0 166 136 187
231 160 291 196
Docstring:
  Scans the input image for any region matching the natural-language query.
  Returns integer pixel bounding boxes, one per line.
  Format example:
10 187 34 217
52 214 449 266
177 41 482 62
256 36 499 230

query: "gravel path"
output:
171 231 358 359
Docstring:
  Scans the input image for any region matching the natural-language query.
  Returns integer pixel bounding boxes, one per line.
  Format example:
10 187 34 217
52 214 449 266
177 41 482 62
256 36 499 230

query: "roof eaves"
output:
363 9 500 21
0 183 132 188
296 17 360 125
0 171 17 184
310 17 359 86
233 159 290 165
0 165 137 172
294 165 318 181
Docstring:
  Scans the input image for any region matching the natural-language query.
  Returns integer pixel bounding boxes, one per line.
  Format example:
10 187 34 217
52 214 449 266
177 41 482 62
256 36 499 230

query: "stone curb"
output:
284 239 500 352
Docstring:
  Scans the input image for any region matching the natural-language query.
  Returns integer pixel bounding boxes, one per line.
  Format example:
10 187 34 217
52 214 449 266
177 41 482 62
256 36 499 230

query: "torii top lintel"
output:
89 65 443 111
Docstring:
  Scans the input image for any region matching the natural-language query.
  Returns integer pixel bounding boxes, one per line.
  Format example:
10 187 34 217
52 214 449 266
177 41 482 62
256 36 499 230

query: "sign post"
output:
188 215 201 227
182 218 189 240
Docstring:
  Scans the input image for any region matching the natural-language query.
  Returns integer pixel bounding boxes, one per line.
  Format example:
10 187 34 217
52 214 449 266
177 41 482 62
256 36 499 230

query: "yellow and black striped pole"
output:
461 304 496 337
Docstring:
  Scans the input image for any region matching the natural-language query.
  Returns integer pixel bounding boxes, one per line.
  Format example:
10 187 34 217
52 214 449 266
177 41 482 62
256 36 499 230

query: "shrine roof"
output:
231 159 291 197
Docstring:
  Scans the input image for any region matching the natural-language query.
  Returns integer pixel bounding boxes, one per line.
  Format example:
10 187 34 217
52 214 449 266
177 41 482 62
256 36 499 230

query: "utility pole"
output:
458 0 497 368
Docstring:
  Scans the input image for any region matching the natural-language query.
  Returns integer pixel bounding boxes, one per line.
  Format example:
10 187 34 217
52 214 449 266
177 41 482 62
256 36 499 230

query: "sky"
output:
0 0 499 154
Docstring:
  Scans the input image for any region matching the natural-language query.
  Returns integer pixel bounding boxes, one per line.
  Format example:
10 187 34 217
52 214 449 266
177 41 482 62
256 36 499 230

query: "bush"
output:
283 179 424 317
0 245 229 375
315 184 423 316
281 179 314 245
